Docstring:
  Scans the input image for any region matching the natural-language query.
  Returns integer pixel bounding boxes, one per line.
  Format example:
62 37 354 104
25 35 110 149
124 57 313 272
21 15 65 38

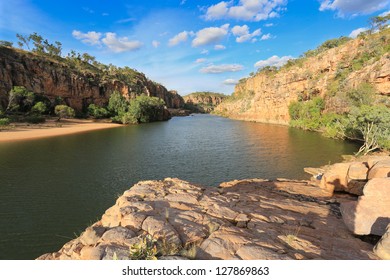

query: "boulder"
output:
320 162 350 193
347 162 368 180
374 224 390 260
341 178 390 235
368 159 390 179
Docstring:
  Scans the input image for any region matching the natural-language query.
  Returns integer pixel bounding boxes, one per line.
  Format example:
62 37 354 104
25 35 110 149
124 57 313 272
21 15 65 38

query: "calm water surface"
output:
0 114 358 259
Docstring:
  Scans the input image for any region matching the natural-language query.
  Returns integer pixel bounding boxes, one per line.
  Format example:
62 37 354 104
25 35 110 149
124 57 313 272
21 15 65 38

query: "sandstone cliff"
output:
183 92 227 113
215 29 390 125
0 47 184 112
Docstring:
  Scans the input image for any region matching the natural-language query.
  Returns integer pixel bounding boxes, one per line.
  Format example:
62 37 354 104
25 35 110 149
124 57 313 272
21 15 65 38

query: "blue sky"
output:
0 0 389 95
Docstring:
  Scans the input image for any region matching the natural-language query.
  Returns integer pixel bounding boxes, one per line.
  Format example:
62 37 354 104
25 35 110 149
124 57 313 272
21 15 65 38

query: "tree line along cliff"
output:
0 46 184 115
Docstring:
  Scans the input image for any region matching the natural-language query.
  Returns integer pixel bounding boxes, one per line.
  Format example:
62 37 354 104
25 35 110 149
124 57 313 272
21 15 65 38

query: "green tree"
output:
127 95 165 123
0 40 13 47
107 91 128 116
31 101 47 114
54 105 75 121
16 33 31 50
87 104 109 119
346 105 390 155
6 86 35 112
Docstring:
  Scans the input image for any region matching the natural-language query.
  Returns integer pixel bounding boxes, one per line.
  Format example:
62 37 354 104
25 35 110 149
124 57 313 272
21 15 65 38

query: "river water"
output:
0 114 358 259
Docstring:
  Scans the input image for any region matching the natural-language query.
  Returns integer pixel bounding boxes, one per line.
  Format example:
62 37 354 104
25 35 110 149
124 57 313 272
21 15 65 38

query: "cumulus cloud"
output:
204 0 288 21
254 55 293 68
349 27 368 38
102 33 142 52
168 31 193 46
232 25 261 43
214 44 226 50
379 10 390 16
260 33 272 40
223 78 238 85
195 58 207 63
200 64 244 74
192 24 229 47
152 40 160 48
72 30 102 45
319 0 390 17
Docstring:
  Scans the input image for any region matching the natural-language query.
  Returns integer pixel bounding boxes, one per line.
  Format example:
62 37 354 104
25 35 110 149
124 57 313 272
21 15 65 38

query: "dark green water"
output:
0 114 358 259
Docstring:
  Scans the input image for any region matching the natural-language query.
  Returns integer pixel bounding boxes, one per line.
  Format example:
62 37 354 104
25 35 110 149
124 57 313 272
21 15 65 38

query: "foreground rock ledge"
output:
38 178 377 260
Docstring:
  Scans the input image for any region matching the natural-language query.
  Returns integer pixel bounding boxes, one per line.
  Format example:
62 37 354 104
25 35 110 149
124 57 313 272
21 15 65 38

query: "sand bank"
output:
0 119 122 142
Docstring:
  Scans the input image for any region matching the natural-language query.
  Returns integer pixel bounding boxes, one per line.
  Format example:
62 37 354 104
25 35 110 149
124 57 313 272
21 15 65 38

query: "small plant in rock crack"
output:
129 235 158 260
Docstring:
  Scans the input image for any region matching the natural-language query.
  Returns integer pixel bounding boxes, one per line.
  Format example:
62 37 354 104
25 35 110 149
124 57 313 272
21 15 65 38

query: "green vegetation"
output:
54 105 75 121
108 92 167 124
129 235 158 260
288 81 390 155
0 118 10 126
87 104 110 119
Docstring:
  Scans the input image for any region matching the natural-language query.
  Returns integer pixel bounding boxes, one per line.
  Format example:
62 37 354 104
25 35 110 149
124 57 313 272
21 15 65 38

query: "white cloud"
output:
223 78 238 85
116 18 136 24
204 0 288 22
152 40 161 48
201 49 209 54
72 30 102 45
180 0 187 5
192 24 229 47
195 58 207 63
102 32 143 52
319 0 390 17
264 23 274 27
232 25 261 42
260 33 272 40
214 44 226 50
349 27 368 38
200 64 244 74
205 2 229 20
168 31 193 46
254 55 293 68
379 10 390 16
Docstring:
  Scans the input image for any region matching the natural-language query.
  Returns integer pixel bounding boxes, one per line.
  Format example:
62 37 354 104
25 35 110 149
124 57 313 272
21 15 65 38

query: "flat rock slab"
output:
37 178 377 260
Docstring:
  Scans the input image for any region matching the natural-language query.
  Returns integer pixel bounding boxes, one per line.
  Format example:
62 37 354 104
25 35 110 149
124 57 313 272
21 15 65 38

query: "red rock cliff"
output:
0 47 184 112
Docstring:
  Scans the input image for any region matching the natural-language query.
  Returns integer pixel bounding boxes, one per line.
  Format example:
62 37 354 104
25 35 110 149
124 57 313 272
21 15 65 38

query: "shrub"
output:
31 101 47 114
54 105 75 121
87 104 110 119
0 118 10 126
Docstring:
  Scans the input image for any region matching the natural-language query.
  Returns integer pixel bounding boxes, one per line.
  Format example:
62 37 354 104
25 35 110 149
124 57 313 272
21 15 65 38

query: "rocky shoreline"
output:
37 155 390 260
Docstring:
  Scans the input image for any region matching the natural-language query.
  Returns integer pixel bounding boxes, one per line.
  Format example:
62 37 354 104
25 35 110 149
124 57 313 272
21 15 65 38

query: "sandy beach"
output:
0 119 122 142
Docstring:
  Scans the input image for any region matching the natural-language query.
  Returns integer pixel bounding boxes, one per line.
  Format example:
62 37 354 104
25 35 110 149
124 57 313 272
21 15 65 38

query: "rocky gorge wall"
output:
215 33 390 125
183 93 227 113
0 46 184 112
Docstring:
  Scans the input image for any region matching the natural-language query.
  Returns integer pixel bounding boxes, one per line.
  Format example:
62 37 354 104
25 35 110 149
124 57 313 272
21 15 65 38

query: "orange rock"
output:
368 159 390 179
341 178 390 235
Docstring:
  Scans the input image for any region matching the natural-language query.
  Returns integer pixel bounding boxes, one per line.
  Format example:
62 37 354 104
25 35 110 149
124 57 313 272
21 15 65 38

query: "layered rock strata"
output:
0 47 184 112
215 33 390 125
38 178 376 260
